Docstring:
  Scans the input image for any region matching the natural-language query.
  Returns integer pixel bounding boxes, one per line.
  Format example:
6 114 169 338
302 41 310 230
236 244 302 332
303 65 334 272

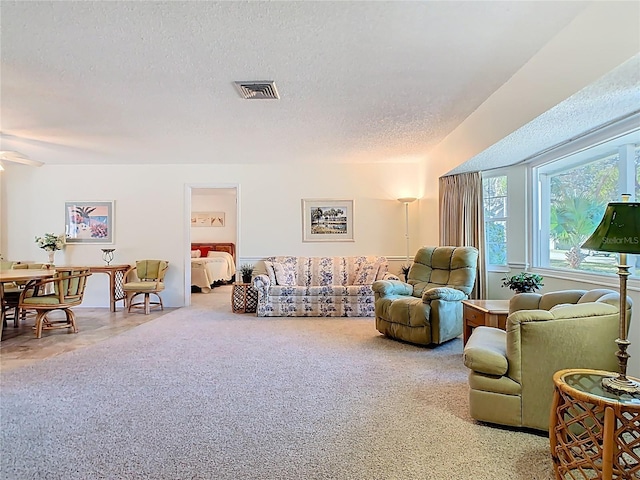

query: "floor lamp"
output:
397 197 417 266
582 197 640 394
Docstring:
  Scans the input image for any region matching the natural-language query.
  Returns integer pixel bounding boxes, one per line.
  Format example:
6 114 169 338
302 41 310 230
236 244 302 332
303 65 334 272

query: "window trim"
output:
482 172 508 270
529 115 640 284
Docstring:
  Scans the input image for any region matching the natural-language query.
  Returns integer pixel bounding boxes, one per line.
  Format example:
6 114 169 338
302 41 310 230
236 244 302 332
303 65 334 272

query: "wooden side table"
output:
462 299 510 345
232 283 257 314
550 368 640 480
88 264 131 312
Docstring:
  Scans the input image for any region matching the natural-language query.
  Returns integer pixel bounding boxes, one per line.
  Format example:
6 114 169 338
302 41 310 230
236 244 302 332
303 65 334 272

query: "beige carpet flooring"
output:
0 285 554 479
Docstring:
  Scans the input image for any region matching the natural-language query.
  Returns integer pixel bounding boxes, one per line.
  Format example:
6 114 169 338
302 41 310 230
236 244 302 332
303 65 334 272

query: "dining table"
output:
0 268 56 329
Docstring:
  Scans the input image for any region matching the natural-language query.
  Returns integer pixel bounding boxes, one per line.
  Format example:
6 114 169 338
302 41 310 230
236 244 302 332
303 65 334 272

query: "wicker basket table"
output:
550 369 640 479
231 282 257 314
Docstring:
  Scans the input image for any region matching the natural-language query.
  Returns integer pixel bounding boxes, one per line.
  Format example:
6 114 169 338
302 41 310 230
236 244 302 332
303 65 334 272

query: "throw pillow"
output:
353 261 380 285
190 250 201 258
263 261 276 284
273 262 297 286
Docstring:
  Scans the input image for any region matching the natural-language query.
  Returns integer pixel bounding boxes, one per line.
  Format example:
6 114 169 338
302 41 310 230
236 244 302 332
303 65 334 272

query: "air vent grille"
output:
234 81 280 100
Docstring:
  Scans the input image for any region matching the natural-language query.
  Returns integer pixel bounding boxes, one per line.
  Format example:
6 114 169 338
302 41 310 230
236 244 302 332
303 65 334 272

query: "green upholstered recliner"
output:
123 260 169 314
372 246 478 346
463 289 631 432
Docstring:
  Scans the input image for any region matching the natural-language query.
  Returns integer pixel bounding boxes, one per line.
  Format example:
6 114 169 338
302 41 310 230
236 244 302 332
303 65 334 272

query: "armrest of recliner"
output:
372 280 412 296
422 287 466 303
463 326 509 376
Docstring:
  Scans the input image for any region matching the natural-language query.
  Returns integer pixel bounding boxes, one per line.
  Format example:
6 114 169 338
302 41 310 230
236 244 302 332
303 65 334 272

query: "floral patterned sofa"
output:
253 256 396 317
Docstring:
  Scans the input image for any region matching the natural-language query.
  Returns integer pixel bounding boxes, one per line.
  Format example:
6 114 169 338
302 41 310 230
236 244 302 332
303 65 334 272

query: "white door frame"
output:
184 182 240 306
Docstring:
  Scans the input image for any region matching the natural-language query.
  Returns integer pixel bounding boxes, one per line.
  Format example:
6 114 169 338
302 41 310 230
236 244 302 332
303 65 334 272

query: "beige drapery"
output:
439 172 486 299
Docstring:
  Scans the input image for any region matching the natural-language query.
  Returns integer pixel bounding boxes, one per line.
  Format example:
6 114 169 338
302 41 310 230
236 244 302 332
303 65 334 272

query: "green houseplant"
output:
501 272 544 294
240 264 254 284
400 264 411 282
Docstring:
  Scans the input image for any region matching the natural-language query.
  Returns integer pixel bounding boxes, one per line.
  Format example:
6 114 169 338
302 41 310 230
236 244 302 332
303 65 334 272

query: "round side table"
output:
550 368 640 479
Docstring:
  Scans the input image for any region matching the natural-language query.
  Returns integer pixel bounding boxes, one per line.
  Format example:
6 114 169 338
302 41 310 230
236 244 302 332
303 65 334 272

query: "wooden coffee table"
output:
462 299 510 345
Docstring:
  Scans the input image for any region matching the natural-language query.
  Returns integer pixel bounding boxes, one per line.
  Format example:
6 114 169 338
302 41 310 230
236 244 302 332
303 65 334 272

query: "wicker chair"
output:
123 260 169 314
18 267 92 338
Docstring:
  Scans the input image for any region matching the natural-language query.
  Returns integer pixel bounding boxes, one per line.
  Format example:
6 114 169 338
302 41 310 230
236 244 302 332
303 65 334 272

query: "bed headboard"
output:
191 242 235 261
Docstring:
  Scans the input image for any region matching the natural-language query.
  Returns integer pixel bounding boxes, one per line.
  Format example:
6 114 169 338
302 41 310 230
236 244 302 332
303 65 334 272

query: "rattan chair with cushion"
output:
2 262 46 328
18 267 92 338
123 260 169 314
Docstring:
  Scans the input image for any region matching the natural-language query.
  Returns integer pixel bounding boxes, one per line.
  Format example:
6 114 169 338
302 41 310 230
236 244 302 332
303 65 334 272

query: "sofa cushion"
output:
190 250 201 258
309 257 345 286
273 262 297 286
353 261 380 285
306 285 374 296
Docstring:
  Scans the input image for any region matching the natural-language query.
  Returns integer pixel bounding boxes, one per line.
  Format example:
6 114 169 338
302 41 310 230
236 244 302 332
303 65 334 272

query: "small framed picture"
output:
65 201 114 244
302 199 354 242
191 211 225 227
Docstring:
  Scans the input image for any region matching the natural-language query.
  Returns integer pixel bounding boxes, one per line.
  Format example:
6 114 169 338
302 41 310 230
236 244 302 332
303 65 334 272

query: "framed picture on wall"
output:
64 201 114 244
191 211 225 227
302 199 354 242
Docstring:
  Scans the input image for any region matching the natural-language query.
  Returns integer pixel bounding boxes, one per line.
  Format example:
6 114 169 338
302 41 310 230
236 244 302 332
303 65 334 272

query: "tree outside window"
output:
537 139 639 278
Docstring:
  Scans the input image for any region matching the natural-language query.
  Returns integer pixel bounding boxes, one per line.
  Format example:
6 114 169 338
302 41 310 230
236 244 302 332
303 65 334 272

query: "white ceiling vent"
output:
234 81 280 100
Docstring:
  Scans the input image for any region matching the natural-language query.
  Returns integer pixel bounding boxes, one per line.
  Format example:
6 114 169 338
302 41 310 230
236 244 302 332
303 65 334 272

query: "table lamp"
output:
581 196 640 394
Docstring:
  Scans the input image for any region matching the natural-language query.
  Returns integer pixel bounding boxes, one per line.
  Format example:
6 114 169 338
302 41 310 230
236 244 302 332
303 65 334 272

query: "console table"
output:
550 368 640 479
89 264 130 312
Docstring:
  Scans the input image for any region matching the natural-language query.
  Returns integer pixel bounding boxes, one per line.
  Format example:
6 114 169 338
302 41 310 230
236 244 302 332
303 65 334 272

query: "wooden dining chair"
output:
5 263 48 326
18 267 92 338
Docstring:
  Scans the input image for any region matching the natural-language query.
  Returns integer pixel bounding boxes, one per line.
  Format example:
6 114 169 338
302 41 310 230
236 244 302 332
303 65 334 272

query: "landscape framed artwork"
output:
64 201 114 244
191 211 225 227
302 199 354 242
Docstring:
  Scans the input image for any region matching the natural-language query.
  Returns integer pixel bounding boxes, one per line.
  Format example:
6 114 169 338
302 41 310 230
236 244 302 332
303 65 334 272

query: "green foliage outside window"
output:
549 155 617 271
483 176 507 266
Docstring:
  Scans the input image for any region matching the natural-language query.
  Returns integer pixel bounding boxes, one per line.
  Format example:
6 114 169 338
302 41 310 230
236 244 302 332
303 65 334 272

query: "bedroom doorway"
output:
185 184 239 305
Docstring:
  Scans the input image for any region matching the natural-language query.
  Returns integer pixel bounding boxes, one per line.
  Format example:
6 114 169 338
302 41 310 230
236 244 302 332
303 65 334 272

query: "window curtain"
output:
439 172 486 299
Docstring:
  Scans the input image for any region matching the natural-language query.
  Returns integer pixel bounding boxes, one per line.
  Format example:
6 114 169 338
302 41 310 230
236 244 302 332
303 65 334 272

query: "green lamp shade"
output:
581 202 640 254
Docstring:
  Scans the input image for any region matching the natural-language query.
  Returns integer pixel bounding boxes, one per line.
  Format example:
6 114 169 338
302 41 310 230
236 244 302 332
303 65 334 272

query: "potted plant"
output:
34 232 66 265
240 264 254 284
400 264 411 282
501 272 544 294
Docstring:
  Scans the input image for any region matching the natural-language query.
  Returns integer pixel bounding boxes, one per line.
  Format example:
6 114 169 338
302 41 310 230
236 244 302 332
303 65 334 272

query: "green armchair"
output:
463 289 630 431
372 246 478 346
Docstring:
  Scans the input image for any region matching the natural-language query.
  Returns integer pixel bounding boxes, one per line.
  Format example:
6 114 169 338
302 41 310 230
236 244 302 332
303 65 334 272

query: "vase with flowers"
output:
35 233 66 265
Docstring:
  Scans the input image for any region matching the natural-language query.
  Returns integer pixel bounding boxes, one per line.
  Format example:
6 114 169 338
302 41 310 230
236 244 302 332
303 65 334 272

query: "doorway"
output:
184 184 239 305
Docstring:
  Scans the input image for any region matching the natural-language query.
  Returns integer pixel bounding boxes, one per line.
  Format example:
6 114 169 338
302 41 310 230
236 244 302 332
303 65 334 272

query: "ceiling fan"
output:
0 150 44 169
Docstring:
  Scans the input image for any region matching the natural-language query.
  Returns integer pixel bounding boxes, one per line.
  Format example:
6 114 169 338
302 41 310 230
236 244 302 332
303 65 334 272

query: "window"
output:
483 175 507 267
533 130 639 278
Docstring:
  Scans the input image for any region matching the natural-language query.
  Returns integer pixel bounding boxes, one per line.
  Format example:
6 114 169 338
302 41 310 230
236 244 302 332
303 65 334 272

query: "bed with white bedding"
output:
191 243 236 293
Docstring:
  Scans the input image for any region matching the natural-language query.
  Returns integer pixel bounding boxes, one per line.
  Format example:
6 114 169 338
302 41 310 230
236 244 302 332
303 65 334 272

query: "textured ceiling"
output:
448 53 640 175
1 1 626 169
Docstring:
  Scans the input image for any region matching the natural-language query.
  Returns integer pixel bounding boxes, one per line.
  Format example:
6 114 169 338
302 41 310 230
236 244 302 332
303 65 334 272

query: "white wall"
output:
1 161 422 308
190 189 237 244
